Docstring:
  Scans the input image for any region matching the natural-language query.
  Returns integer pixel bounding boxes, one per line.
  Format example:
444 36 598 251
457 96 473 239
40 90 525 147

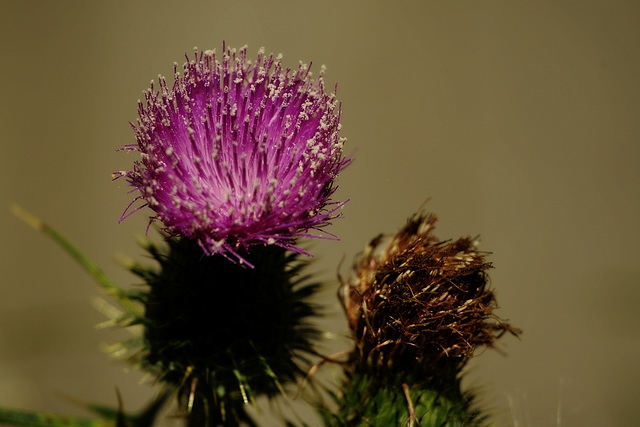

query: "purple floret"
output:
117 45 350 264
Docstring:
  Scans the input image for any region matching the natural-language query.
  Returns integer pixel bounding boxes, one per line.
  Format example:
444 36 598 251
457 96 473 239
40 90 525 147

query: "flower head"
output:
117 45 349 263
342 212 519 376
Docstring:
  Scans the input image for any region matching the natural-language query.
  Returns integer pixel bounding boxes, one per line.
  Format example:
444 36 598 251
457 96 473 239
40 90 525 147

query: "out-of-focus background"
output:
1 1 639 425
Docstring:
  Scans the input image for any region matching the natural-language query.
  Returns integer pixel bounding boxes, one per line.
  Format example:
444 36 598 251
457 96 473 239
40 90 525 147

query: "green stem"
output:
0 408 112 427
10 203 142 318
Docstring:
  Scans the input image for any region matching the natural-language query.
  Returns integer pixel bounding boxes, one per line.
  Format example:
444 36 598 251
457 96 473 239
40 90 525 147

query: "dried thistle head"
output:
341 212 519 378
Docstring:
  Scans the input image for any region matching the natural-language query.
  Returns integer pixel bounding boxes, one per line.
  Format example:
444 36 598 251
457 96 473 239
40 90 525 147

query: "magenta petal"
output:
119 45 350 262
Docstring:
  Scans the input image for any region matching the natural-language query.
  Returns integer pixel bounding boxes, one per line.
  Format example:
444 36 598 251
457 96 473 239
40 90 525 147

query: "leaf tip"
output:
10 203 45 231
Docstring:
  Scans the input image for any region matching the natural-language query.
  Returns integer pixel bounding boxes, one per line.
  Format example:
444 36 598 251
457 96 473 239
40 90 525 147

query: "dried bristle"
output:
342 213 520 376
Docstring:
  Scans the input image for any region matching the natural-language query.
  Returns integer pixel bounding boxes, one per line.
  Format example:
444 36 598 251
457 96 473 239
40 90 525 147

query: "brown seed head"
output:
341 213 519 376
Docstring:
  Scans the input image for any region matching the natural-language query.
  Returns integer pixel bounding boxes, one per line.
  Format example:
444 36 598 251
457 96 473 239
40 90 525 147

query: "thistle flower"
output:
116 45 349 264
323 212 520 425
342 212 519 376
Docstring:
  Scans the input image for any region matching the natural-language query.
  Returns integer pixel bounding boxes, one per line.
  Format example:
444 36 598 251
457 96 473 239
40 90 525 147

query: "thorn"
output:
188 377 198 413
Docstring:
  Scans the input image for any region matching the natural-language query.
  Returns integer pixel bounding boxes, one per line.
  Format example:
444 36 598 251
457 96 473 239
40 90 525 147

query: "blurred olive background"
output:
1 1 639 426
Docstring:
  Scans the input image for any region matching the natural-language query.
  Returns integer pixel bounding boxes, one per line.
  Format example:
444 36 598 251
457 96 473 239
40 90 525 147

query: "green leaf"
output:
0 408 111 427
10 204 143 319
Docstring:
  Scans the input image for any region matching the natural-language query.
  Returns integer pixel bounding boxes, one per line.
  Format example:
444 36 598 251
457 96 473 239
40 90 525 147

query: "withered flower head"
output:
341 212 519 376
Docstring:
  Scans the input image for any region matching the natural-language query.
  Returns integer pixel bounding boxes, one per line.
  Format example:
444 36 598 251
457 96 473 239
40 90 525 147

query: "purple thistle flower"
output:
116 45 350 264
